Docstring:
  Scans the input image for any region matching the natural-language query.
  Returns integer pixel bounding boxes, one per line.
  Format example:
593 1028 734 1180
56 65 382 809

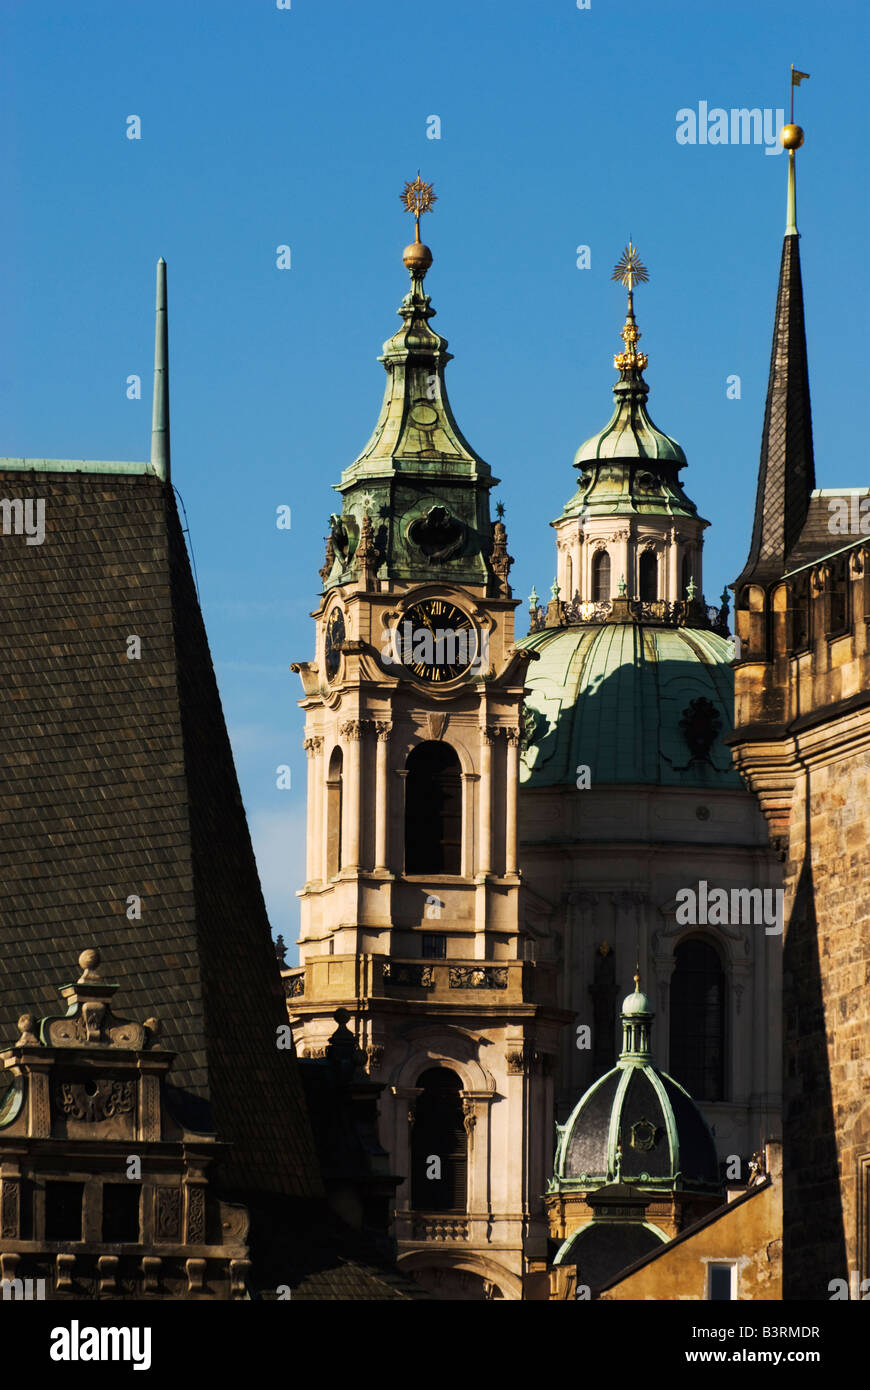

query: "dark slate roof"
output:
564 1221 664 1290
0 467 424 1298
784 491 870 573
735 233 815 590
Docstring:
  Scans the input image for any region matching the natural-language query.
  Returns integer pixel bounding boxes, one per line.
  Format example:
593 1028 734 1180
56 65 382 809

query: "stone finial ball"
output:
17 1014 35 1032
780 123 804 150
402 240 433 273
78 948 100 972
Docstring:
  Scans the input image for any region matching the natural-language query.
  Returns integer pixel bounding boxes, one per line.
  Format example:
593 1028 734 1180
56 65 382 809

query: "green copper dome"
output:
573 382 686 470
517 622 740 789
550 991 720 1195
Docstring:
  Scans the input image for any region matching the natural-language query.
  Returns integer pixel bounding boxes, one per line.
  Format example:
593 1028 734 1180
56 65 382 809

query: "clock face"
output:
396 599 478 683
324 606 346 682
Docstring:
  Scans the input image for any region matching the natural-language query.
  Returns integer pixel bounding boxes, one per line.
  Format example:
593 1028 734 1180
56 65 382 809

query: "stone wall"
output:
781 731 870 1297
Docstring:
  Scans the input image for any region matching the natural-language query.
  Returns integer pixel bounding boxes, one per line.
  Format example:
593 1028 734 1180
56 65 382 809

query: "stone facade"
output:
732 552 870 1298
0 949 250 1300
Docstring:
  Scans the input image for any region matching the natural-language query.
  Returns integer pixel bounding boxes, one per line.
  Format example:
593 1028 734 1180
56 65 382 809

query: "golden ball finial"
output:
402 240 433 274
780 123 804 150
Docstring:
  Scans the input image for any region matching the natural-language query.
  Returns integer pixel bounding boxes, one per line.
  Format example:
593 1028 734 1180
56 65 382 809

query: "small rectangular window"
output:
101 1183 141 1243
44 1182 84 1242
708 1263 735 1300
422 934 447 959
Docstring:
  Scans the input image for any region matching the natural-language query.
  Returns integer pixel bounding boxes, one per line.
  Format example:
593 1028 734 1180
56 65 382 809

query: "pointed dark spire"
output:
150 258 170 481
735 126 814 588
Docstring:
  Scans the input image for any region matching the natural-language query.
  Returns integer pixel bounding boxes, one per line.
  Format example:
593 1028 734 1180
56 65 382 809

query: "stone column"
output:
505 728 520 875
340 720 363 871
668 527 679 602
303 736 323 884
374 721 391 873
478 726 494 876
461 773 477 878
613 528 631 598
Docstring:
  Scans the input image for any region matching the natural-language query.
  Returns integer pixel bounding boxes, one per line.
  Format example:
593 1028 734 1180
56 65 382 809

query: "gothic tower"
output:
730 112 870 1299
288 180 567 1301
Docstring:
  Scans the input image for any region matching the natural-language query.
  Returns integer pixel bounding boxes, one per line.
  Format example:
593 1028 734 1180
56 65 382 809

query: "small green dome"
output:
550 998 720 1195
574 387 686 470
517 622 740 790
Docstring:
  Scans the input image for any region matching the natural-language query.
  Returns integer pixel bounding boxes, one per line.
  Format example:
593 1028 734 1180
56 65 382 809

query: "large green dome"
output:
517 622 739 789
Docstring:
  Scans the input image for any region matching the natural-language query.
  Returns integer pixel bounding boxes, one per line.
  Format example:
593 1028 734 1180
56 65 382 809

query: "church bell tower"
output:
288 179 567 1300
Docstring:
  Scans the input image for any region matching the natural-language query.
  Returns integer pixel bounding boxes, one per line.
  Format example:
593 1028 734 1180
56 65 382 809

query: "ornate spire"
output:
735 84 814 590
611 242 649 376
150 258 170 482
329 177 497 591
400 173 436 280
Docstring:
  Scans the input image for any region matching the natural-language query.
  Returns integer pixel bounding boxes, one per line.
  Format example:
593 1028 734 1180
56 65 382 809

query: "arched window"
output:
411 1067 467 1212
405 742 462 875
591 550 611 602
681 550 693 598
325 746 343 878
639 550 658 601
565 554 573 601
669 938 726 1101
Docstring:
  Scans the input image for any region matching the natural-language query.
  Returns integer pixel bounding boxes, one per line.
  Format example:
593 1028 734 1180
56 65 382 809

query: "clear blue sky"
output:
2 0 865 952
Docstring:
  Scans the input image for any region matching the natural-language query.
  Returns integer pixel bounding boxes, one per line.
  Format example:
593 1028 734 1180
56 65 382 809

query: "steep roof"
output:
0 462 427 1297
735 150 815 590
0 465 319 1199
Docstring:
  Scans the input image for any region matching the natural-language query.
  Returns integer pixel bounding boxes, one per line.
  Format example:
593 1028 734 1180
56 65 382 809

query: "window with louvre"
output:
410 1067 468 1212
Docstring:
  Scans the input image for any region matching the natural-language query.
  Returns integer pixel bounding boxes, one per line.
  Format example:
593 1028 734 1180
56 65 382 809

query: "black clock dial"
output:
324 606 346 682
396 599 478 682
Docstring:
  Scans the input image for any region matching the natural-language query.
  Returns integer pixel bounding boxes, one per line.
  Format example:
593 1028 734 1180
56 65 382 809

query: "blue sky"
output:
2 0 865 952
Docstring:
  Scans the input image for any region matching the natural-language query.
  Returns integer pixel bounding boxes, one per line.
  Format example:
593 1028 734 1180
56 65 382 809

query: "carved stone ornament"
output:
408 506 465 563
365 1043 384 1073
630 1118 660 1152
448 966 508 990
156 1188 182 1241
56 1079 135 1123
426 712 448 741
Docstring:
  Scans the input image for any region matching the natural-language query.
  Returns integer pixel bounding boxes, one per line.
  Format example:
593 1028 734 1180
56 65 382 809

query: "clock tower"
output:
288 180 566 1300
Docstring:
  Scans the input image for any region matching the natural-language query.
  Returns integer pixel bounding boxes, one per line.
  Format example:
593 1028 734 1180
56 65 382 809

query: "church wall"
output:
519 781 782 1170
779 729 870 1296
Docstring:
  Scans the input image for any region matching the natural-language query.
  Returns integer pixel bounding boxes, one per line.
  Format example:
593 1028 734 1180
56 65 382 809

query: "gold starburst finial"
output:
611 242 649 291
612 242 649 373
401 173 437 236
400 173 436 276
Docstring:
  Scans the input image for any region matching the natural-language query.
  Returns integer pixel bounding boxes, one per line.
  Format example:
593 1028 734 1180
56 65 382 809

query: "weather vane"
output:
611 242 649 292
400 173 437 236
